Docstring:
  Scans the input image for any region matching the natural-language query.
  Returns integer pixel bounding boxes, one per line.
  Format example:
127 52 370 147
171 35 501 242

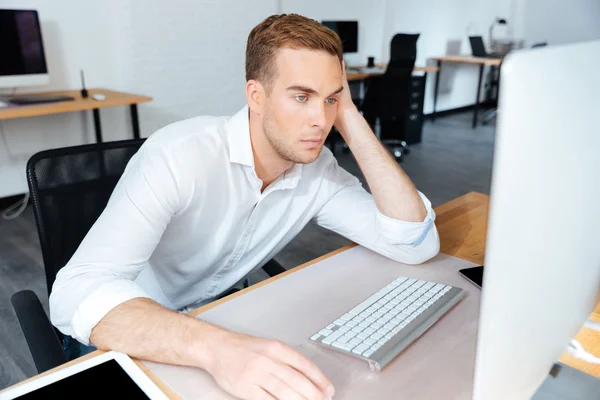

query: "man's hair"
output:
245 14 343 94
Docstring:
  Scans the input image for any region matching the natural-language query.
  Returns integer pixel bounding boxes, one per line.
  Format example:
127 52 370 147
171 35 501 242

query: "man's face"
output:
261 48 344 164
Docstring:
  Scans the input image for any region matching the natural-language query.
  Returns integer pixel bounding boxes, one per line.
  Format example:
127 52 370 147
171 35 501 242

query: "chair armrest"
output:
11 290 67 373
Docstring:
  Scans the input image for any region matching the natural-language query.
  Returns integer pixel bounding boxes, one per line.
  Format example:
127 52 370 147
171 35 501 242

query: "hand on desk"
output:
205 329 334 400
90 298 333 400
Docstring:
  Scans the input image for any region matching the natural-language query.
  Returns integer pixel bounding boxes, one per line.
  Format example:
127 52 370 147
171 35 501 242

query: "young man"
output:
50 14 439 400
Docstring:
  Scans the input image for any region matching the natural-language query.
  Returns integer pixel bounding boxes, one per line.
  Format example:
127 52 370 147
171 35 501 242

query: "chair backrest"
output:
27 139 145 297
362 33 419 124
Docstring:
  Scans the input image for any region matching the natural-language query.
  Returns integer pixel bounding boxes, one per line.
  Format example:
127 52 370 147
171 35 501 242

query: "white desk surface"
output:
142 246 480 400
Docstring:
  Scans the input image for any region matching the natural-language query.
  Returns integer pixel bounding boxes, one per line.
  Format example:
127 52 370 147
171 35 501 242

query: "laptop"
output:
469 36 498 58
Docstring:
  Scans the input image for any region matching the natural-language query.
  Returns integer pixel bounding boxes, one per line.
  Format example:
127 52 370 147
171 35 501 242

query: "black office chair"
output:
11 139 286 374
360 33 419 160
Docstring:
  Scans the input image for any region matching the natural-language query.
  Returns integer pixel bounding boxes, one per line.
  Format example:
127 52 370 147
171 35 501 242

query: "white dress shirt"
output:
50 106 440 345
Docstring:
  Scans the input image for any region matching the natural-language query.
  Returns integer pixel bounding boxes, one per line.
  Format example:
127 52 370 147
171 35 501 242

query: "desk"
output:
346 65 440 82
3 192 599 398
429 55 503 128
0 88 153 143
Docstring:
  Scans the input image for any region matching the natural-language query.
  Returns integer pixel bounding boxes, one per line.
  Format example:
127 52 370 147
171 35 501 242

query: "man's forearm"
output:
90 298 222 371
336 107 426 222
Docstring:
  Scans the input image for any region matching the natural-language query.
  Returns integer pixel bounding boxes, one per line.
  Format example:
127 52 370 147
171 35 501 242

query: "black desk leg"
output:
92 109 103 143
432 60 442 122
130 104 140 139
473 64 485 129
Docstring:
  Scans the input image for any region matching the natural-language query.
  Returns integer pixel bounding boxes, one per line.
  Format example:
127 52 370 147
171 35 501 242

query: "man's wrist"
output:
188 318 228 372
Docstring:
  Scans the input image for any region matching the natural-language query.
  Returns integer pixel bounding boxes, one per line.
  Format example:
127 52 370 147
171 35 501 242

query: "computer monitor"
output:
0 9 50 89
473 40 600 400
322 21 358 53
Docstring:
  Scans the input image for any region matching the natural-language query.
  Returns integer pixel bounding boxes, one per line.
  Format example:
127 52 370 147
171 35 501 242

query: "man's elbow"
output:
389 228 440 265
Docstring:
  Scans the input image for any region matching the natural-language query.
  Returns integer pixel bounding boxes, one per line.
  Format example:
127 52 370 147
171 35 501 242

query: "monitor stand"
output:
532 363 600 399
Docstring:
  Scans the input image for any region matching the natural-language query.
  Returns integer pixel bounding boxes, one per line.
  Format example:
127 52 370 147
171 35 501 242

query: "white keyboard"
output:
309 277 464 371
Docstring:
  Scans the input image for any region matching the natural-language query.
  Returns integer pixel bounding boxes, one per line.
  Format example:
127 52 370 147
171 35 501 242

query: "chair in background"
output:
11 139 286 374
360 33 420 160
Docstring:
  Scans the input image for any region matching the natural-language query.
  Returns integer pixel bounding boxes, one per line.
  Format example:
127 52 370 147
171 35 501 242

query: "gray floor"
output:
0 112 495 390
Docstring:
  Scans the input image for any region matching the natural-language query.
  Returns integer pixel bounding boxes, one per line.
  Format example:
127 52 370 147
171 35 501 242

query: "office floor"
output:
0 111 495 390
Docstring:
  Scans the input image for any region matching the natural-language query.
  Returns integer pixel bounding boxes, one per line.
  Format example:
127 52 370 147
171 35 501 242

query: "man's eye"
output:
326 98 337 104
295 95 308 103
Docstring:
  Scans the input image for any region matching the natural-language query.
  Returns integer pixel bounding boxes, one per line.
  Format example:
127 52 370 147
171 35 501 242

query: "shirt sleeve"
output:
313 158 440 265
49 142 184 345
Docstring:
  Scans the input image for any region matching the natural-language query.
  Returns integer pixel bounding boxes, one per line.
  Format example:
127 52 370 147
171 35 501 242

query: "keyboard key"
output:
373 311 385 318
332 341 355 352
357 332 369 340
391 327 401 334
364 349 376 358
385 333 395 340
384 322 396 330
326 324 335 330
371 343 383 351
379 327 391 335
372 332 384 340
318 329 333 336
340 313 353 321
349 338 362 346
322 331 344 345
378 338 388 345
359 321 370 329
366 316 377 323
347 321 358 328
333 319 345 326
351 326 363 334
352 343 371 355
364 327 376 335
339 326 351 333
359 311 371 318
310 334 321 341
364 338 377 345
372 322 383 329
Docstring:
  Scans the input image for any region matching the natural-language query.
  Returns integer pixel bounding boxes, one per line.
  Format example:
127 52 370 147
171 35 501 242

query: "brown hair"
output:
245 14 343 93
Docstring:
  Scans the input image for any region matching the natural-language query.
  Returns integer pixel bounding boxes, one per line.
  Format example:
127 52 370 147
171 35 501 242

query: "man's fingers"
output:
249 385 277 400
268 342 334 398
261 374 307 400
271 361 324 400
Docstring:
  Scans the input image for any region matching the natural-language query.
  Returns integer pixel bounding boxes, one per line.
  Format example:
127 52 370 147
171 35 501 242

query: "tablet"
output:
0 351 169 400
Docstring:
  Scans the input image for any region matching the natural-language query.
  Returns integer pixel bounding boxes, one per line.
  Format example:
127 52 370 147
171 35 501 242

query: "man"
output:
50 14 439 400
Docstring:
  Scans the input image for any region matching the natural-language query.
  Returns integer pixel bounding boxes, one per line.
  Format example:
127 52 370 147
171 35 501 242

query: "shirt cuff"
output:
375 191 436 246
70 280 151 345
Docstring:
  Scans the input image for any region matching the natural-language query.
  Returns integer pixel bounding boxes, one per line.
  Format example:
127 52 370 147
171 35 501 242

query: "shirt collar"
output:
226 105 303 190
226 105 254 167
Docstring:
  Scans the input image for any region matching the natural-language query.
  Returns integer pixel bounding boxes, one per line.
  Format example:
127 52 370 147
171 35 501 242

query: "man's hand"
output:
334 61 361 137
205 330 335 400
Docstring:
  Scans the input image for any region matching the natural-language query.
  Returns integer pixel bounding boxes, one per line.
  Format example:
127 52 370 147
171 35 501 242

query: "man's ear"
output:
246 79 264 115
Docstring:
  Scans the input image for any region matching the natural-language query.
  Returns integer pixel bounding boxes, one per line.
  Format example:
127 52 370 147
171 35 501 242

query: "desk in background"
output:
345 65 440 146
429 55 502 128
0 88 153 143
3 192 599 398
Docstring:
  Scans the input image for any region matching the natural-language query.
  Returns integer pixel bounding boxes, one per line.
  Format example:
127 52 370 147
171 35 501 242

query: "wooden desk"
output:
346 65 440 82
428 55 503 129
3 192 599 397
0 88 152 143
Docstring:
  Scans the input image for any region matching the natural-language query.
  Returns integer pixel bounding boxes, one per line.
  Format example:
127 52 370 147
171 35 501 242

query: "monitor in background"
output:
322 21 358 53
0 9 50 89
473 40 600 400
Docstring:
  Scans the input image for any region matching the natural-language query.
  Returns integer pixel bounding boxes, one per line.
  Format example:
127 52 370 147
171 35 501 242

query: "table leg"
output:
433 60 441 121
130 104 140 139
92 109 103 143
473 64 485 129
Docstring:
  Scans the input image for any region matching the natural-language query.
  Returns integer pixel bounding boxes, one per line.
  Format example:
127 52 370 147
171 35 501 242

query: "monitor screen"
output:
322 21 358 53
0 9 48 77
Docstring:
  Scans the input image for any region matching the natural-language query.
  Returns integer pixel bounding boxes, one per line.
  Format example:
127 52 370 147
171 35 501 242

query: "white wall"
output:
522 0 600 46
